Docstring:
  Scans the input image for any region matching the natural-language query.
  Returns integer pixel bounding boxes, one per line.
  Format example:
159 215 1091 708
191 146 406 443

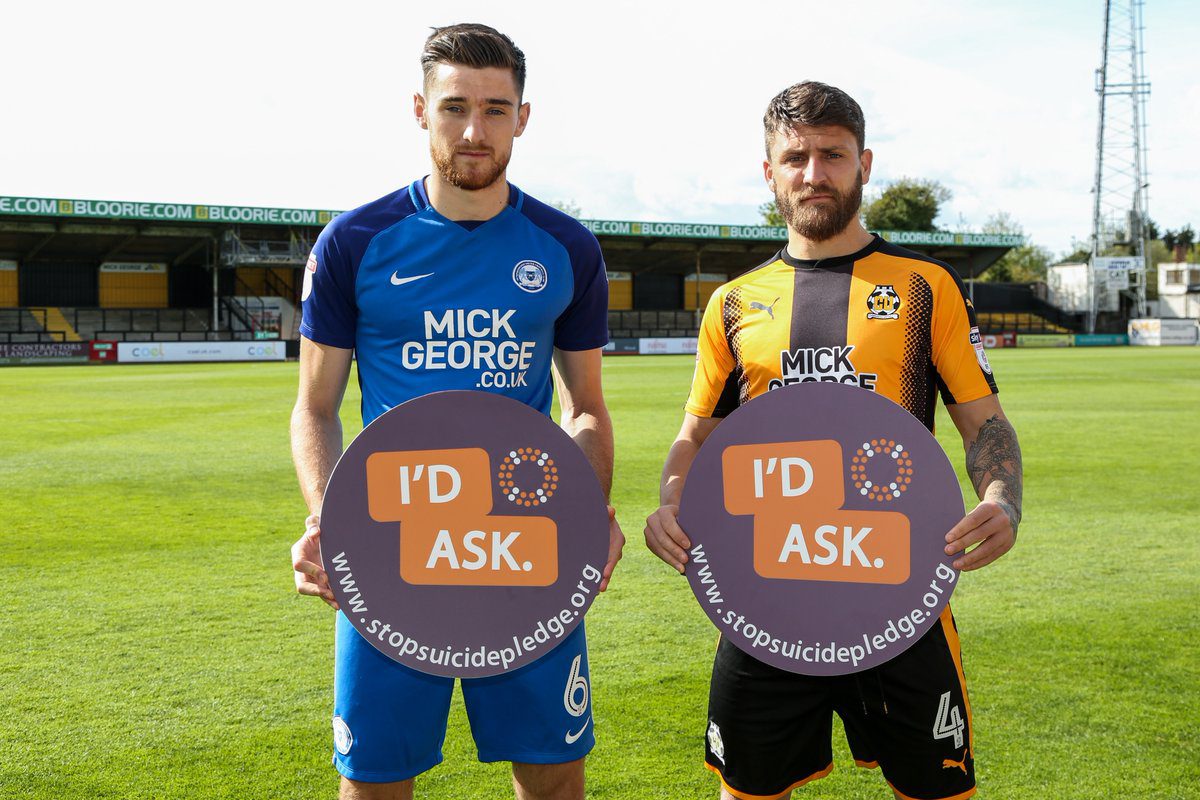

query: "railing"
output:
218 296 258 341
1029 296 1084 332
262 268 297 305
220 230 312 267
0 307 64 343
0 307 213 343
2 307 54 342
216 273 283 340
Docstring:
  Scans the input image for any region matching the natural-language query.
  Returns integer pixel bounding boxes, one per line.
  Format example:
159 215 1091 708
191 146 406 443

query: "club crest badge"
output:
332 716 353 755
866 285 901 320
513 260 548 293
707 720 725 763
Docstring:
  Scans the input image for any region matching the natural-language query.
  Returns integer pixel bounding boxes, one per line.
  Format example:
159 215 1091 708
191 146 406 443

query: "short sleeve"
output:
931 270 998 405
553 233 609 351
299 223 357 349
684 287 737 417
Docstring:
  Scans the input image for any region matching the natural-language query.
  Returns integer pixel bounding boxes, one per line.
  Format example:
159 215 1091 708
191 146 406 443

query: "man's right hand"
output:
643 504 692 575
291 513 338 610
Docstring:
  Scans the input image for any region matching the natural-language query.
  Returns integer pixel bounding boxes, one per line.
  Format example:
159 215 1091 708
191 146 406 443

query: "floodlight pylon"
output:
1088 0 1151 331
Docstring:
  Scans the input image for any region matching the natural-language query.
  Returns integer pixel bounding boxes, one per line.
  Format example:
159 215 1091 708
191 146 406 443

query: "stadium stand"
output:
975 311 1072 334
608 310 700 339
0 308 48 343
3 195 1068 347
0 306 218 344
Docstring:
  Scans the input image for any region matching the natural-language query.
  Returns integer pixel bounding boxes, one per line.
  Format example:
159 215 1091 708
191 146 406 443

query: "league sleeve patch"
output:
302 252 317 302
969 326 992 374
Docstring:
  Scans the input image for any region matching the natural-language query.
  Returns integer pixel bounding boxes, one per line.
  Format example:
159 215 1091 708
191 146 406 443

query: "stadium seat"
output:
975 311 1072 334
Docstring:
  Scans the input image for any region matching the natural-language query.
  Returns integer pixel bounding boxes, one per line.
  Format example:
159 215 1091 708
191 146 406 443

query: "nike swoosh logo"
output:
390 272 433 286
564 716 591 745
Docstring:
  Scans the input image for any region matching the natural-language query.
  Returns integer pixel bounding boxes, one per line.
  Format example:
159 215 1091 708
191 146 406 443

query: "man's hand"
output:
945 396 1022 572
644 504 692 574
643 414 719 575
291 513 338 609
945 499 1017 571
600 505 625 592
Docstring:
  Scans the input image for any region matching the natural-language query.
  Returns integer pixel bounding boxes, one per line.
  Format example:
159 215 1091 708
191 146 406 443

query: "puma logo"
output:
942 749 969 775
749 297 780 319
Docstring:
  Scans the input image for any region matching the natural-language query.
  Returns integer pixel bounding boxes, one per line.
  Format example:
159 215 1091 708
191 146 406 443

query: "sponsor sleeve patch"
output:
969 326 992 374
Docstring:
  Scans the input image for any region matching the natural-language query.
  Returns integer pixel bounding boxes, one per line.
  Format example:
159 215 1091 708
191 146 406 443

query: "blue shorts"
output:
331 611 595 783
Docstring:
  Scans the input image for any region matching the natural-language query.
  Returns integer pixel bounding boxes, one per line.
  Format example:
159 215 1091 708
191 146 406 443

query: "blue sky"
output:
3 0 1196 256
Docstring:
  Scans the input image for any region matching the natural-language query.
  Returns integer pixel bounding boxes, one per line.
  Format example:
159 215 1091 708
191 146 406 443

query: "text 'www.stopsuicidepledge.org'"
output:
328 551 601 671
689 542 958 669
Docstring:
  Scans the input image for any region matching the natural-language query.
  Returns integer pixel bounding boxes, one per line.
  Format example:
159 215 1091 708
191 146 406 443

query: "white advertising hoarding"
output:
1128 318 1199 346
118 341 286 362
638 337 698 355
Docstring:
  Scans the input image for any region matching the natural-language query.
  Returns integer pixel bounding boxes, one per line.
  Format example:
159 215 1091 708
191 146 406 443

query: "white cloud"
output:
1 0 1195 258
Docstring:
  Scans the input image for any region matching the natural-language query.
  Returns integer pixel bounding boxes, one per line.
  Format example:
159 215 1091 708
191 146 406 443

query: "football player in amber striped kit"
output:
645 82 1022 800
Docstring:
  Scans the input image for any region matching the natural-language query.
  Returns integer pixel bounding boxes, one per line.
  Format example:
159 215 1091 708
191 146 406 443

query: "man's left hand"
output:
600 504 625 592
945 500 1017 571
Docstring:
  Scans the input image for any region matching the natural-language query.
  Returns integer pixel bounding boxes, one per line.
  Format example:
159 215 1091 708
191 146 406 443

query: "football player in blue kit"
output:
289 23 624 800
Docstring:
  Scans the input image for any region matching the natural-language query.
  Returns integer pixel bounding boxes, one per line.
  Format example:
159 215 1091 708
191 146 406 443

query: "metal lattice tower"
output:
1089 0 1151 331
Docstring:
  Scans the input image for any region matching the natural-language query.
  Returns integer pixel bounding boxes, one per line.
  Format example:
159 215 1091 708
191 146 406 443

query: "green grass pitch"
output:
1 347 1198 798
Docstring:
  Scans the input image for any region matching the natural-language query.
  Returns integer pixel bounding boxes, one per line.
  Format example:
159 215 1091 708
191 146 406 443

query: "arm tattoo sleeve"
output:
966 415 1023 532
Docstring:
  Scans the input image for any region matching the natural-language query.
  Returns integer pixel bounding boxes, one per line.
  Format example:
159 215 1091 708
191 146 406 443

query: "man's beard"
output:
775 170 863 242
431 143 510 191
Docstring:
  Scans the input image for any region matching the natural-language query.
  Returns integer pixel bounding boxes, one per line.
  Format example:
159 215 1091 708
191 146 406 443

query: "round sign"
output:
321 390 610 678
678 382 964 675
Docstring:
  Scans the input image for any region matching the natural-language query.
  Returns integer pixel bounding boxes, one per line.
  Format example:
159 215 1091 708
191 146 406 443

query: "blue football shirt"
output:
300 178 609 425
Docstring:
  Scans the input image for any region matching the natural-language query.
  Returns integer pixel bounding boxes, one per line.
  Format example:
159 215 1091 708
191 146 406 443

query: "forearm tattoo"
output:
966 415 1023 533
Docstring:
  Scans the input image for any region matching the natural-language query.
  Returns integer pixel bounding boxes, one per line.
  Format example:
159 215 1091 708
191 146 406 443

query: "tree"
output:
1163 228 1178 255
1175 224 1195 261
759 200 784 227
862 178 950 232
1059 236 1092 264
978 212 1050 283
551 199 582 218
1145 238 1170 300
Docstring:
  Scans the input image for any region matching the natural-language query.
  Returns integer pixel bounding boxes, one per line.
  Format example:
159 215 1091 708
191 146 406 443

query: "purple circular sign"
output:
678 382 964 675
321 390 609 678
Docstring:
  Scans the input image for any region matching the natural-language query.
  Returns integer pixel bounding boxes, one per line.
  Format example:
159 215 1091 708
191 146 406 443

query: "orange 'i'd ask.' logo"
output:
365 447 558 587
722 440 913 585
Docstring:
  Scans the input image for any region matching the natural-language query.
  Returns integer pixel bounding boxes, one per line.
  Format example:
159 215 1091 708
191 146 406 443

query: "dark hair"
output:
763 81 866 154
421 23 527 99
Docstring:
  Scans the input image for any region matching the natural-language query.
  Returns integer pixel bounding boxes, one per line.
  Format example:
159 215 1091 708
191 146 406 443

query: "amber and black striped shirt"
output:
685 236 998 432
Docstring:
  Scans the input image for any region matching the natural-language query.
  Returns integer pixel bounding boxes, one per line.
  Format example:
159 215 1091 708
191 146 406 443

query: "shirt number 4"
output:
933 691 965 749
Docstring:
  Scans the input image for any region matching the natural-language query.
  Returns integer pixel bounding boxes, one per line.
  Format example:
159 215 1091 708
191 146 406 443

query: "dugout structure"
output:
0 195 1029 346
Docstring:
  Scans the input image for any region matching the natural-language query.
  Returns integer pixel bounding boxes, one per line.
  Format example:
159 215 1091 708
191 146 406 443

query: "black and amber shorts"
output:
704 607 975 800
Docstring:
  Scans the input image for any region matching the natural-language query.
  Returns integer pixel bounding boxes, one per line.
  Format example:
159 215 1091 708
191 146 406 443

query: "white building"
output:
1156 262 1200 319
1047 262 1119 313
